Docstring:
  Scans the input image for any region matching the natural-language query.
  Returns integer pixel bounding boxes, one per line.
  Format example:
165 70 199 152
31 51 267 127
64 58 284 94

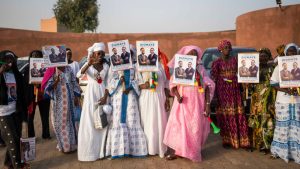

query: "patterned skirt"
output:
271 102 300 164
216 105 250 148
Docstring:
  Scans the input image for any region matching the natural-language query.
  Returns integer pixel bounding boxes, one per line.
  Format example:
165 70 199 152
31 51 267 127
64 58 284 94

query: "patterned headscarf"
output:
218 39 232 52
276 44 285 56
158 48 170 80
258 48 272 59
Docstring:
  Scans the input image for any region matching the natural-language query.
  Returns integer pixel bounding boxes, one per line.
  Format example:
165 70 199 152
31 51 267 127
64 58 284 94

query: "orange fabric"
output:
158 48 170 80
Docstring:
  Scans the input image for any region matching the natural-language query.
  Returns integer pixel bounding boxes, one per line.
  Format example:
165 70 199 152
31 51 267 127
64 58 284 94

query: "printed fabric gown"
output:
211 57 250 148
248 67 276 151
106 68 148 158
45 66 81 152
77 63 109 161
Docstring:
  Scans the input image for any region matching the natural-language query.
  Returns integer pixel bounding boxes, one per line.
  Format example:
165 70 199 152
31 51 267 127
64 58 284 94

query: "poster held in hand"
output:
42 45 68 67
108 40 132 71
136 41 159 72
278 55 300 88
172 54 197 86
237 53 260 83
29 58 47 84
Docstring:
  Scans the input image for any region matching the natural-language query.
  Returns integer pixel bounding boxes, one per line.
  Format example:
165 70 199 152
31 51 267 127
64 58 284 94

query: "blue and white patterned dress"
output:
106 67 148 158
270 65 300 164
45 66 81 153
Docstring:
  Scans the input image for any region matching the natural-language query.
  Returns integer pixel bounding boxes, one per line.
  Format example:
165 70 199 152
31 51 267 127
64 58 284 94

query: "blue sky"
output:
0 0 299 33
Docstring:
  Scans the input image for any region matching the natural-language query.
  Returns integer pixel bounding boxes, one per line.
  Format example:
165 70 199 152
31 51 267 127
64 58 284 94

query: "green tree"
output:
53 0 99 33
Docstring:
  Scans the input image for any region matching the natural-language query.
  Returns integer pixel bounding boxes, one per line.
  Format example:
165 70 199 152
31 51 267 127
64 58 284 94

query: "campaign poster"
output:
42 45 67 67
20 137 36 162
172 54 197 86
108 40 132 71
278 55 300 88
136 41 159 72
29 58 47 84
238 53 260 83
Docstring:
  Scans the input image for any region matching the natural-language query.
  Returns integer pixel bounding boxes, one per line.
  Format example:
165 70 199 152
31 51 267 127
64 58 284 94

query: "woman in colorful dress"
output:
105 61 148 158
138 49 170 158
248 48 276 154
77 43 110 161
211 40 250 149
270 43 300 164
42 63 81 153
0 50 26 169
163 45 215 162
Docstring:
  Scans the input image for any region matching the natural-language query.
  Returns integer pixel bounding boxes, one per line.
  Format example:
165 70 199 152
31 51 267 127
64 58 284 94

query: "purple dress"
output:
211 57 250 148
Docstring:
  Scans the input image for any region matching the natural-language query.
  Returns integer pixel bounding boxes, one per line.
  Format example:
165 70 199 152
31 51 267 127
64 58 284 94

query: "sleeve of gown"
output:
70 69 81 97
107 70 121 96
200 65 215 102
44 75 55 100
103 64 110 87
270 66 279 86
160 63 169 89
76 62 87 79
131 69 140 96
168 76 177 96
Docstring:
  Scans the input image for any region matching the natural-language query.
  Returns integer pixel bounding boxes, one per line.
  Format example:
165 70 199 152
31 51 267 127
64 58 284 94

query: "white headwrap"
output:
92 42 106 52
284 43 299 56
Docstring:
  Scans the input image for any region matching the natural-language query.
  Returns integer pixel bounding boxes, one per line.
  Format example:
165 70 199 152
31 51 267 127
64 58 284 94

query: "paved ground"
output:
0 109 299 169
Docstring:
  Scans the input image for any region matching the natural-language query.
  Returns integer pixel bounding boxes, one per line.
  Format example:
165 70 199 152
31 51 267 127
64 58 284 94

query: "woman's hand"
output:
204 103 211 117
74 97 80 107
165 99 170 112
53 75 60 89
176 96 183 103
123 88 131 95
98 96 107 105
0 63 9 74
139 81 150 90
120 76 125 83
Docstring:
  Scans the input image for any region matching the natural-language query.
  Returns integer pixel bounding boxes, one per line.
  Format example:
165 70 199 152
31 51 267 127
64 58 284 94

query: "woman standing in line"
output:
138 48 170 158
77 43 110 161
163 45 215 162
270 43 300 164
211 40 250 149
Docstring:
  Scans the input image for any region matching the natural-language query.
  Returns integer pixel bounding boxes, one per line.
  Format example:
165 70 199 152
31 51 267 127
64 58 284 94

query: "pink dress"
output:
163 65 215 162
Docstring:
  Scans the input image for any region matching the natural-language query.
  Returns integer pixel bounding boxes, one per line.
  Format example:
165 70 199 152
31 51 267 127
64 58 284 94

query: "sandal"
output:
165 154 177 160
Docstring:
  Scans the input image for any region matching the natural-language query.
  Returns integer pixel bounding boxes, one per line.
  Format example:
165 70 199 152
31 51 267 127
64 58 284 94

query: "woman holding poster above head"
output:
24 50 51 139
270 43 300 164
163 46 215 162
248 48 276 154
103 53 148 159
138 48 171 158
42 60 81 153
211 40 250 149
77 43 110 161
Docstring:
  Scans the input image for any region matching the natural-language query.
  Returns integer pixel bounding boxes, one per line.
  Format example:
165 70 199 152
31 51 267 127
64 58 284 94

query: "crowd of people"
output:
0 40 299 168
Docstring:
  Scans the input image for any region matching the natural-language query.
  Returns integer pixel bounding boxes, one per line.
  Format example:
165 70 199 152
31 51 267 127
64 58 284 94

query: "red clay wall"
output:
0 28 236 61
236 4 300 57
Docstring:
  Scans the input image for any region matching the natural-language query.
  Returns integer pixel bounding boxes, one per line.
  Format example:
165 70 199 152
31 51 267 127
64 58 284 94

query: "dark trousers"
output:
0 129 4 144
28 99 50 138
0 113 22 169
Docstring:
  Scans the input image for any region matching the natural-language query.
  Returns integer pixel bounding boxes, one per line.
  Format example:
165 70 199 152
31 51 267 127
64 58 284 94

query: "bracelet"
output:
206 102 210 105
